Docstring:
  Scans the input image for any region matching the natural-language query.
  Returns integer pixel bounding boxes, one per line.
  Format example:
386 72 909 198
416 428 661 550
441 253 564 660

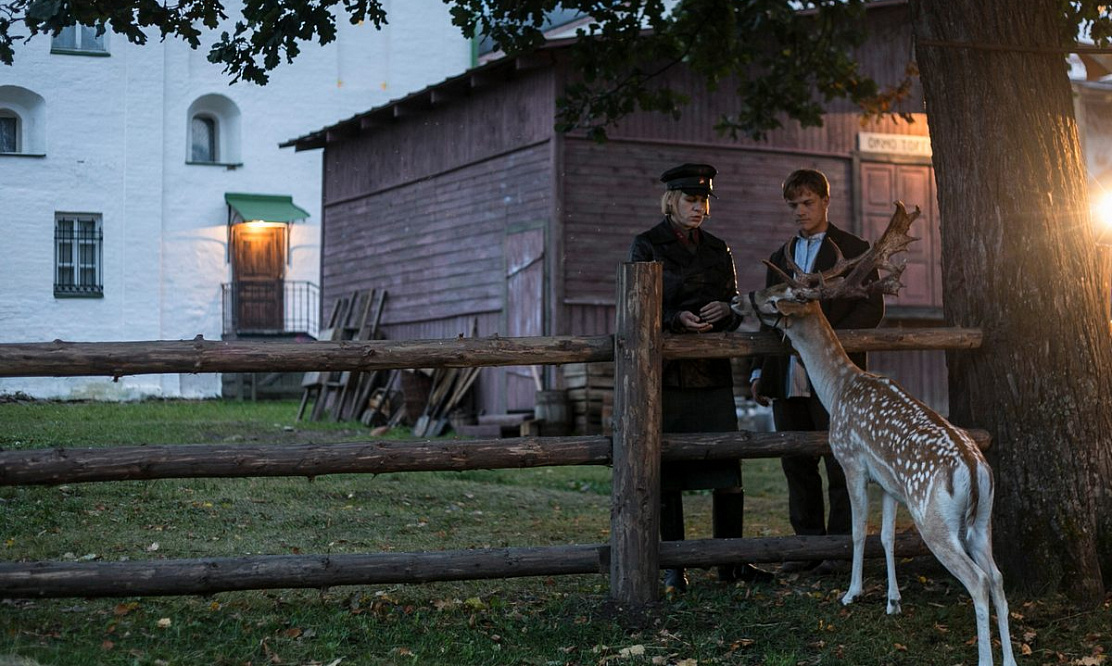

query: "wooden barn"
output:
283 1 948 426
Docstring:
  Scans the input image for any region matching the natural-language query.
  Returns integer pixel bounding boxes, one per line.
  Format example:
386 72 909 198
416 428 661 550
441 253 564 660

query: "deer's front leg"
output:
880 492 901 615
840 469 869 606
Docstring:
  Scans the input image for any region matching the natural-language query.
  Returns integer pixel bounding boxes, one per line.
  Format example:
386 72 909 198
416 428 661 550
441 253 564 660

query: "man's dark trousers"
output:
773 395 851 536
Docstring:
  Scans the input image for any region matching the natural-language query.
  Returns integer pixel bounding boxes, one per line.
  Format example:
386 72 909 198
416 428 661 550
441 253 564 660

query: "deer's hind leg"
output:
965 491 1017 666
919 513 995 666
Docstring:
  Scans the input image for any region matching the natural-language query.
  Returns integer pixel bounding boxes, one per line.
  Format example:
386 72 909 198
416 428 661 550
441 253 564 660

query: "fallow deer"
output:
733 202 1017 666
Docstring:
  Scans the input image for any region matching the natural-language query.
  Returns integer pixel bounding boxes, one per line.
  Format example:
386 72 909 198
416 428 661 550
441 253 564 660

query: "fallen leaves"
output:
114 601 140 616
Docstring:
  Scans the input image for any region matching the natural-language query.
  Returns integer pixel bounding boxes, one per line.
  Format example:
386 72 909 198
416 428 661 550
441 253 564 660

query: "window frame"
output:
190 114 218 163
54 213 104 298
0 111 18 153
50 25 109 56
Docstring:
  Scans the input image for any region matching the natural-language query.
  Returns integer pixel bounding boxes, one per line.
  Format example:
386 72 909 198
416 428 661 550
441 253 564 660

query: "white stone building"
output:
0 3 472 399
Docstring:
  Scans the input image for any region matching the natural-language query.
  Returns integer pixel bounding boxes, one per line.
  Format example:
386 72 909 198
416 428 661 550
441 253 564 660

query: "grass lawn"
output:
0 399 1108 666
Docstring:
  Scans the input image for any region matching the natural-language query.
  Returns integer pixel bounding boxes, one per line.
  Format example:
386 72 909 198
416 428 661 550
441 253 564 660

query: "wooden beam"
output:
430 89 456 105
325 124 359 143
514 53 550 71
0 533 927 599
0 335 616 378
469 71 502 89
663 326 983 359
0 429 989 487
0 328 981 379
610 262 662 606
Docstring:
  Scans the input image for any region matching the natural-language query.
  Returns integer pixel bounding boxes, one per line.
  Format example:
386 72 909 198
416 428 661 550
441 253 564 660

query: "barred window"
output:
54 214 103 298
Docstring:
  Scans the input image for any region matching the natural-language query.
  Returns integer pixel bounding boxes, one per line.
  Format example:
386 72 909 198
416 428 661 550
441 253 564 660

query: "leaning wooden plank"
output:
296 295 347 421
334 289 376 420
347 289 390 420
412 367 447 437
416 367 460 436
311 298 353 421
430 366 482 436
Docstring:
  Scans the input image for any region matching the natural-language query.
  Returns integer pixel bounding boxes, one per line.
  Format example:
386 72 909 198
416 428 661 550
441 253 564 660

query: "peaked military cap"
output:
660 163 717 198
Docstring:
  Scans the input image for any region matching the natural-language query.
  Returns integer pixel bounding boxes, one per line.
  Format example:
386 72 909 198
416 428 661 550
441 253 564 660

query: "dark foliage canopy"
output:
3 1 1109 140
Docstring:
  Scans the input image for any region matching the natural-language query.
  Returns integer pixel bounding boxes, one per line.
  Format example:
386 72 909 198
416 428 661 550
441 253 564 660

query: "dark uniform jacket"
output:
629 217 743 389
755 223 885 399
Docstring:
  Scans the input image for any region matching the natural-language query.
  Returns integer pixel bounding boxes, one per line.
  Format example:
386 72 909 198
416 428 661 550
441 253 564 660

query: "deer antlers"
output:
766 201 921 301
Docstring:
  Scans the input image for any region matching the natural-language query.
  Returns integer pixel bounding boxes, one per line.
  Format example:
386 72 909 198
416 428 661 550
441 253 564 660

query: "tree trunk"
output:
911 0 1112 604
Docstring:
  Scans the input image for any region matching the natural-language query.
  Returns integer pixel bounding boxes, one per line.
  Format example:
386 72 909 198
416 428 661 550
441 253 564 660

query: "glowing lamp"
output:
1093 190 1112 247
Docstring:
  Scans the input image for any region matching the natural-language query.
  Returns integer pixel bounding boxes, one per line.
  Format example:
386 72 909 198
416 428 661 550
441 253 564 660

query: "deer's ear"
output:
775 300 811 317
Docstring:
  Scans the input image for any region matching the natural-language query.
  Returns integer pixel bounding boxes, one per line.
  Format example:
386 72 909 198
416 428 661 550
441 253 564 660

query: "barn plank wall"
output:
318 69 559 416
322 69 555 205
322 142 552 323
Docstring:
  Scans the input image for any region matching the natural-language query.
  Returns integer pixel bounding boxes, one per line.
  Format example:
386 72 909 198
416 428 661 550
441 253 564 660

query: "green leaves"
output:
539 0 906 141
209 0 387 84
0 0 1102 138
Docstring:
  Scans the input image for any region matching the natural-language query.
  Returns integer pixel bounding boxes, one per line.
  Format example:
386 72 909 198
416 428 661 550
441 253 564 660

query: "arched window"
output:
0 86 45 155
191 115 217 162
0 110 18 153
186 95 241 165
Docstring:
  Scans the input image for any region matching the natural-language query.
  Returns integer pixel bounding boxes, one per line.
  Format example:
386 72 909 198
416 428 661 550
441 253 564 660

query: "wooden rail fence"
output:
0 263 986 604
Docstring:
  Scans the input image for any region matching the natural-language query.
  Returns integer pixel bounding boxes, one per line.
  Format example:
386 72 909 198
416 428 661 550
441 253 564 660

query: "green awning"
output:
225 192 310 223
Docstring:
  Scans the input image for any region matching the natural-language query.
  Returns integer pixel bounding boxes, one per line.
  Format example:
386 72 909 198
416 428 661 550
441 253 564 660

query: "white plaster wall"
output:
0 1 471 399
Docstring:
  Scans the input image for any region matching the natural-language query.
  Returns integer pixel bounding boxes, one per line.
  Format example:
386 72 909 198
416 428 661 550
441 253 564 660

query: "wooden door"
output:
231 223 287 332
859 161 948 414
860 162 942 308
504 225 545 412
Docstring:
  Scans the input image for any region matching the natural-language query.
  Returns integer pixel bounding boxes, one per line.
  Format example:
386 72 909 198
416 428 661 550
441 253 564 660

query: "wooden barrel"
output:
534 389 570 436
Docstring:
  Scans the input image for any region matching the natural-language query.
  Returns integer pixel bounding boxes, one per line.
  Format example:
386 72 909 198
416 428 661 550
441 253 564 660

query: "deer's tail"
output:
962 462 994 551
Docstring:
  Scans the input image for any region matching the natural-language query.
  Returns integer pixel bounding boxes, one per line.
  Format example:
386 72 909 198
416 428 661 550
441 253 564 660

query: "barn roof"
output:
280 0 911 153
280 39 573 153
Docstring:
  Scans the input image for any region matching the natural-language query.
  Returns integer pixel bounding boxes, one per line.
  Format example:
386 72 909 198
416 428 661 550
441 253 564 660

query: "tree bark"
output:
912 0 1112 604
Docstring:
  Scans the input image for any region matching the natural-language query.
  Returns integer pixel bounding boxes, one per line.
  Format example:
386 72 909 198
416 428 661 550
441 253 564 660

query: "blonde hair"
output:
660 190 683 216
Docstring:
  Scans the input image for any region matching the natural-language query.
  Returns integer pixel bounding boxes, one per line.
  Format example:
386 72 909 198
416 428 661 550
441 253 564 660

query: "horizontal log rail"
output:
0 533 929 599
0 430 991 486
0 327 981 378
669 326 983 359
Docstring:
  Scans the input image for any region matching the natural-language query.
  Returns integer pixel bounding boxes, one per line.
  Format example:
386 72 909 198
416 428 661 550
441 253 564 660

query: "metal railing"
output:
221 280 319 338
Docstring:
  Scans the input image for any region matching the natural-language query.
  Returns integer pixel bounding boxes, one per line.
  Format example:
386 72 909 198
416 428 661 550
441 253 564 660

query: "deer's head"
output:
732 201 920 329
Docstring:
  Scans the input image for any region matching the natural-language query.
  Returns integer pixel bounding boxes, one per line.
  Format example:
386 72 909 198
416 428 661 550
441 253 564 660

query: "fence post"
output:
610 262 662 606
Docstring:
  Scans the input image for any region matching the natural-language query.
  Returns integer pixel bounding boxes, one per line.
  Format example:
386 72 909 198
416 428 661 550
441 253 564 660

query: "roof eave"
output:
280 41 570 152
